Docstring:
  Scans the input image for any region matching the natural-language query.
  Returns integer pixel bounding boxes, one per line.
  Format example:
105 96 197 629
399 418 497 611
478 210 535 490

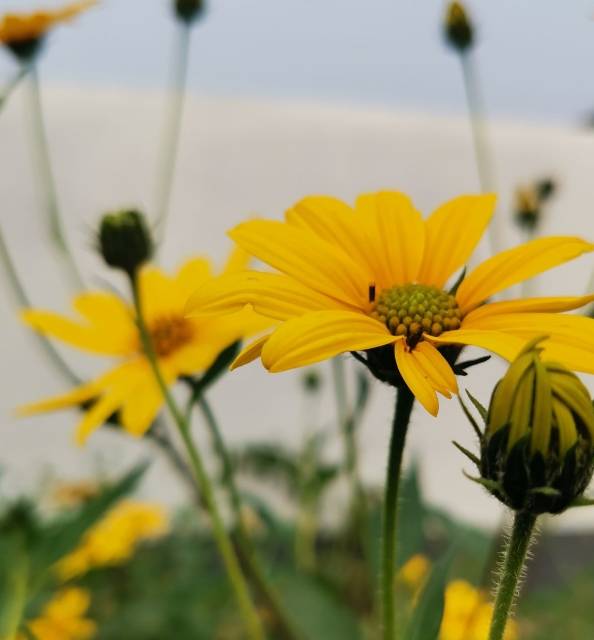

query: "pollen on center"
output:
147 315 194 357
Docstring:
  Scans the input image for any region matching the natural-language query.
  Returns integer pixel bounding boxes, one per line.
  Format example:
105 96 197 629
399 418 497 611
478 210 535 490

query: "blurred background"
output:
2 0 594 534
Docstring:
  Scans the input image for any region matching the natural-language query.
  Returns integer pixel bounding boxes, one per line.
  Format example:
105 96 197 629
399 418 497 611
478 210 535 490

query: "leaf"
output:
183 341 241 400
30 462 148 579
466 390 488 422
405 549 454 640
235 443 300 494
452 440 480 467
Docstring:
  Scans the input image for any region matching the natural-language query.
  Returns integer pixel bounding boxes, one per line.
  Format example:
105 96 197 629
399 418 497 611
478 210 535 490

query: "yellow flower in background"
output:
397 553 430 592
57 500 168 580
20 588 96 640
19 252 265 443
0 1 96 46
440 580 517 640
187 191 594 415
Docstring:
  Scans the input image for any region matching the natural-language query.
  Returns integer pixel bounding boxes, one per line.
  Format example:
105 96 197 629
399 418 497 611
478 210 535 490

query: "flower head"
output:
471 337 594 514
174 0 205 24
56 500 168 580
98 209 153 276
444 2 474 53
0 1 96 61
187 191 594 415
21 588 96 640
19 250 266 443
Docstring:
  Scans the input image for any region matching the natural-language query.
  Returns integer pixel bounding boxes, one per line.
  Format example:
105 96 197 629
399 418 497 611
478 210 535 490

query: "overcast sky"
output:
0 1 593 123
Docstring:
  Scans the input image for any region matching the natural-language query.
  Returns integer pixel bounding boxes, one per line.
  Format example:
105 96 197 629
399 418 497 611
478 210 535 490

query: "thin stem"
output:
27 66 84 289
461 52 500 257
0 65 29 111
130 274 265 640
155 23 191 245
382 386 414 640
0 224 79 385
195 395 304 640
488 511 537 640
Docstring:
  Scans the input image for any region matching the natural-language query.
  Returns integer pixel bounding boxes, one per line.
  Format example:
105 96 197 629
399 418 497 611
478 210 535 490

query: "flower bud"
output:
474 337 594 514
444 2 474 53
98 209 153 276
173 0 205 24
513 186 540 233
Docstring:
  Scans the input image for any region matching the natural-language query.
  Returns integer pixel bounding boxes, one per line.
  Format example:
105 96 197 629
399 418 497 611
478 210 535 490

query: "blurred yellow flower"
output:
187 191 594 415
20 588 96 640
397 553 430 592
19 252 266 443
0 1 96 46
52 481 99 508
57 500 168 580
440 580 517 640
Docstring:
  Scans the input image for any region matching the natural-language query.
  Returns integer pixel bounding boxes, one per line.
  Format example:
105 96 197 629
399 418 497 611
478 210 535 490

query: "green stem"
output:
0 548 28 640
130 274 265 640
27 66 84 289
155 23 191 245
0 224 79 385
0 65 28 111
488 511 537 640
460 52 499 256
195 395 304 640
382 386 414 640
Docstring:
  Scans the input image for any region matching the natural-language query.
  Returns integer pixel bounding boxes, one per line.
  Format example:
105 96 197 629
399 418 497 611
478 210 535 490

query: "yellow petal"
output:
21 308 134 356
414 341 458 396
223 245 251 274
394 340 438 415
417 194 496 288
75 391 125 445
17 381 99 416
427 329 526 362
231 335 271 370
456 237 594 314
355 191 425 286
229 219 368 307
139 266 179 319
552 398 578 457
186 271 351 320
261 310 395 372
464 294 594 323
119 374 168 438
175 257 213 300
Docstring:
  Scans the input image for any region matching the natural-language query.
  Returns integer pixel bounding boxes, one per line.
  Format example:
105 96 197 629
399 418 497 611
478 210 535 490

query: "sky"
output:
1 1 594 124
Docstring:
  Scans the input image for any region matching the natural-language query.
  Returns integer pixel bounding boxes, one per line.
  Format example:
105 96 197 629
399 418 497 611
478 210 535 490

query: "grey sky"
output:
0 1 593 123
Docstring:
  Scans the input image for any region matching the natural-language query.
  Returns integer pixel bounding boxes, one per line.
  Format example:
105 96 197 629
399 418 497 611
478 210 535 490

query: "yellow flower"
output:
19 252 265 443
397 554 430 592
440 580 517 640
0 1 96 46
187 192 594 415
21 588 96 640
56 500 168 580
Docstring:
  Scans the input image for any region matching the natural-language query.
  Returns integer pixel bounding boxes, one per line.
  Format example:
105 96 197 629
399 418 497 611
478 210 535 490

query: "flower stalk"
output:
27 65 83 288
382 386 414 640
129 273 265 640
488 511 537 640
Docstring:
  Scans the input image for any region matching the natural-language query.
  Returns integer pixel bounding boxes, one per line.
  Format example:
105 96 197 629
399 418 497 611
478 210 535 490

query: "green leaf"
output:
405 549 454 640
190 341 241 396
30 462 148 579
235 443 300 494
466 390 488 422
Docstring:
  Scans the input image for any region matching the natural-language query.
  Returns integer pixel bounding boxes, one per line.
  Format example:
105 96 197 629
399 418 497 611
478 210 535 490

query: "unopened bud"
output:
173 0 205 24
99 209 153 276
444 2 474 53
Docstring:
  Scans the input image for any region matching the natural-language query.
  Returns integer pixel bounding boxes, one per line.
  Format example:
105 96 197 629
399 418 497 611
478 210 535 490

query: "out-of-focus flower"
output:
187 190 594 416
20 588 96 640
440 580 517 640
52 481 99 508
56 500 168 580
444 2 474 53
514 178 557 233
397 553 430 592
0 1 96 61
476 337 594 514
174 0 205 24
18 250 268 443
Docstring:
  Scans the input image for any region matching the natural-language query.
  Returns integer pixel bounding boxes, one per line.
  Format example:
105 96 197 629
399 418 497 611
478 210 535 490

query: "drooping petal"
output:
75 390 126 445
231 335 271 370
229 219 368 307
464 294 594 323
394 340 438 415
427 329 526 362
417 194 496 288
186 271 351 320
414 341 459 396
456 237 594 314
261 310 395 372
17 381 99 416
355 191 426 286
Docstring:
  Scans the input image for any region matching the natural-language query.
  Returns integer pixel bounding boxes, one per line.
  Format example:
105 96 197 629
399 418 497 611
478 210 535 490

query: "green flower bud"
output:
6 37 44 62
173 0 205 24
99 209 153 276
302 370 322 394
475 337 594 514
513 186 540 233
444 2 474 53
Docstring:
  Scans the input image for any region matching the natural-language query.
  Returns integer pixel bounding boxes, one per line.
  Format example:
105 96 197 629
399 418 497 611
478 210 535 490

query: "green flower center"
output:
370 283 461 346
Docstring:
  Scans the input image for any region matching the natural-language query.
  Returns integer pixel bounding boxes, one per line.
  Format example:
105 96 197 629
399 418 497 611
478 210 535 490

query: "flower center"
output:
370 283 461 346
147 315 194 357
